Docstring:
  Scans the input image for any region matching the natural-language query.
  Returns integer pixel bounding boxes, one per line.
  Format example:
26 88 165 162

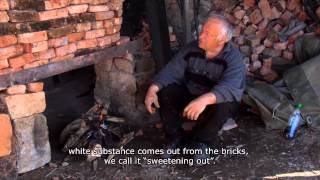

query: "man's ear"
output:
216 33 227 45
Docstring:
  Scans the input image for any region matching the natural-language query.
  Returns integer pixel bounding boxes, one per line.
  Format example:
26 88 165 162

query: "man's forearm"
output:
198 92 217 105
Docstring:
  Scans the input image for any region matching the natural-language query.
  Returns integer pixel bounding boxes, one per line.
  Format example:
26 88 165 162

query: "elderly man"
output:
144 13 245 161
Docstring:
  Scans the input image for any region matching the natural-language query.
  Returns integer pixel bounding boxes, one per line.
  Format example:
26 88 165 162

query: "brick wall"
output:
0 0 124 75
0 0 127 175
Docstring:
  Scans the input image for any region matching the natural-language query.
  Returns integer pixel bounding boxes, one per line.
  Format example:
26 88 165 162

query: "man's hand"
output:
183 92 217 120
144 84 160 114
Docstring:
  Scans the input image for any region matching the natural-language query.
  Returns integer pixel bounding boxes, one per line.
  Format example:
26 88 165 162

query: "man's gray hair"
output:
204 12 234 41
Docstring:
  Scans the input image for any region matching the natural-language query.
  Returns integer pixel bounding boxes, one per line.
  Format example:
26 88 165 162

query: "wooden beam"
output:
0 39 142 89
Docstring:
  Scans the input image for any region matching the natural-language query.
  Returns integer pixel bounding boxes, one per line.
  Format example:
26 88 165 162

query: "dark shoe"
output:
161 137 186 159
193 142 210 166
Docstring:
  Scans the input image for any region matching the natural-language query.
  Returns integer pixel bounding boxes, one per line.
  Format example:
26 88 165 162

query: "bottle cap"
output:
295 103 304 109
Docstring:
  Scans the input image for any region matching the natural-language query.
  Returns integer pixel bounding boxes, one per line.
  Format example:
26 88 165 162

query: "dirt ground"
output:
17 67 320 180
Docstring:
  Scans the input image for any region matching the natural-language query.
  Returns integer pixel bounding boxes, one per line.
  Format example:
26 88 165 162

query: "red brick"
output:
23 41 48 53
8 53 35 69
0 0 9 10
45 0 69 10
287 0 301 11
271 7 282 19
258 19 269 30
6 85 26 95
273 42 288 50
0 35 17 48
85 29 105 39
55 43 77 57
0 59 9 69
280 11 293 24
76 39 98 49
250 9 263 24
17 31 48 43
112 17 122 25
0 45 24 59
103 20 113 28
288 30 304 44
27 82 44 93
70 0 92 4
111 32 120 43
0 114 12 157
38 8 68 21
97 36 112 47
48 36 68 48
50 53 74 62
23 59 48 69
67 32 84 42
5 92 46 119
233 26 241 38
34 49 56 60
234 10 245 20
76 22 91 32
0 68 11 75
253 45 265 54
256 29 268 39
272 24 282 32
90 0 109 5
89 5 109 12
91 21 104 29
68 4 88 14
297 11 308 21
259 0 272 19
244 0 255 8
95 11 114 20
0 11 9 22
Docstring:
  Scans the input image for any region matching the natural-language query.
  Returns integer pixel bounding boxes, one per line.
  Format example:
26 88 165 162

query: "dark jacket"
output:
153 41 246 103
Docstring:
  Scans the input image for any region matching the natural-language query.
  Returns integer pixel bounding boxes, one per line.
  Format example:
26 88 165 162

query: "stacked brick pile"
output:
225 0 319 82
0 0 125 76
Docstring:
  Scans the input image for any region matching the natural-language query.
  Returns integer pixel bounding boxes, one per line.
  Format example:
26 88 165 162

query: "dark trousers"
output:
158 84 239 145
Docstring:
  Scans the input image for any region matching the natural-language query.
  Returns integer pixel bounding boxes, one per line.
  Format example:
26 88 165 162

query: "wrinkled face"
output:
199 19 227 55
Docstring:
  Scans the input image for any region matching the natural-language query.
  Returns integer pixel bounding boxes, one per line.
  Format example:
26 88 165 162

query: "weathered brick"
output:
0 68 11 75
23 59 48 69
23 41 48 53
6 85 26 95
282 50 293 60
5 92 46 119
48 36 68 48
0 59 9 69
76 39 97 49
55 43 77 57
76 22 91 32
111 32 120 43
258 0 272 19
9 0 45 11
234 10 245 20
95 11 114 20
274 42 288 50
48 25 75 38
317 7 320 19
233 26 241 38
50 53 74 62
44 0 69 10
8 53 35 69
244 0 255 8
17 31 48 43
90 0 109 5
0 11 9 22
91 21 104 29
112 17 122 25
103 20 113 28
280 11 293 24
0 35 17 48
38 8 68 21
253 45 265 54
246 36 261 47
27 82 44 93
0 0 9 10
85 29 105 39
116 36 130 46
250 9 263 24
271 7 281 19
97 36 111 47
8 10 39 22
0 114 12 157
89 5 109 12
114 9 122 17
33 48 55 60
258 18 269 30
67 32 84 42
70 0 92 4
0 45 24 59
68 4 88 14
